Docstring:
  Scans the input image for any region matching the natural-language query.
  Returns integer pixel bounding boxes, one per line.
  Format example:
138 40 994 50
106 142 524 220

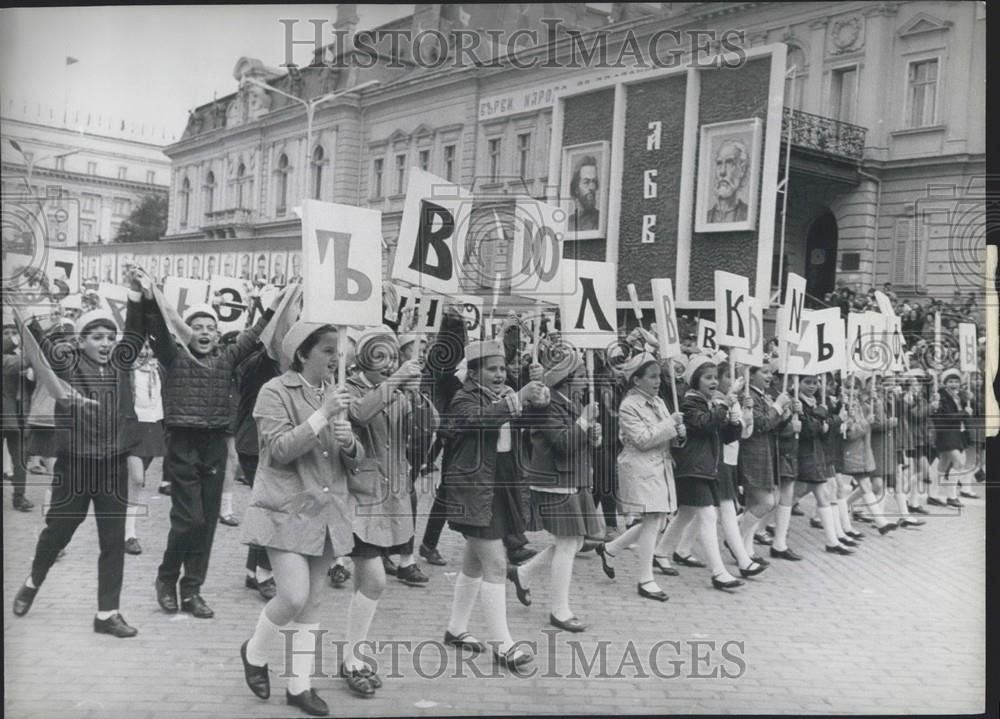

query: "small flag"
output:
66 56 78 66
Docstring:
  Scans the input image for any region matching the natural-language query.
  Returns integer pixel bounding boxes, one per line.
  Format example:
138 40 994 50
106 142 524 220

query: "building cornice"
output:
1 161 169 193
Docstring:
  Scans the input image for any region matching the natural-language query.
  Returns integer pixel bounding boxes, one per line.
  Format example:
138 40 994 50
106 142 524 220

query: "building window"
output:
906 58 939 128
311 145 325 200
275 153 290 215
419 149 430 172
113 198 131 217
395 153 407 194
146 170 155 184
830 65 858 124
117 166 127 180
373 157 384 198
81 221 94 244
82 194 96 213
783 46 807 112
488 137 502 182
55 156 66 171
443 144 456 182
179 177 190 228
204 170 215 215
87 161 97 175
236 163 247 208
517 132 532 179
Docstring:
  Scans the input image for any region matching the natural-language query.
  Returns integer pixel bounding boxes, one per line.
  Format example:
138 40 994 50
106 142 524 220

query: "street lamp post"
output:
240 77 379 200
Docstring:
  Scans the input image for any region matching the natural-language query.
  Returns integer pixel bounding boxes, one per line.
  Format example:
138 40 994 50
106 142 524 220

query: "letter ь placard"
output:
392 168 469 296
558 259 617 350
301 200 383 326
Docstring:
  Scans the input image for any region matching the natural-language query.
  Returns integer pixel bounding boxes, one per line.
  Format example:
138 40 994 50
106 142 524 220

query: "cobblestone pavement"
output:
3 463 985 717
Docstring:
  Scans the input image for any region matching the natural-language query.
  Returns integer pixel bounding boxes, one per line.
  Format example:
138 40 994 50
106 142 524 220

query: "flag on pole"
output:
66 56 78 66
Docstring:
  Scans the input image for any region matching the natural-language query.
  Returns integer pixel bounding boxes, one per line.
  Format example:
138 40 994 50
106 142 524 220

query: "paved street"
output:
3 463 985 717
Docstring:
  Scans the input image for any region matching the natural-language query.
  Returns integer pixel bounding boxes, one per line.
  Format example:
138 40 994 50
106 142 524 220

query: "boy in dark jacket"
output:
146 292 279 618
12 271 148 637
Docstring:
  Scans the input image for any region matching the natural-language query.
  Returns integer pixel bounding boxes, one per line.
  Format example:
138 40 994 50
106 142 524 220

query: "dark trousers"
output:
30 453 128 611
237 451 271 574
157 427 228 596
3 428 27 497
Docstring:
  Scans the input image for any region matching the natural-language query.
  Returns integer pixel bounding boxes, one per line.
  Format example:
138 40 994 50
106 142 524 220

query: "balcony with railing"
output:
782 108 867 162
202 207 254 238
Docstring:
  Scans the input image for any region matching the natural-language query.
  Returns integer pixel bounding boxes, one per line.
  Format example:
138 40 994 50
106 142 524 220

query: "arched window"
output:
203 170 215 215
311 145 325 200
236 162 247 208
275 153 289 215
784 45 807 112
179 176 190 228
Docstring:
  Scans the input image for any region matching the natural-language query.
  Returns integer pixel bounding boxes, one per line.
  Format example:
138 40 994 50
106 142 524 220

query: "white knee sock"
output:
220 491 233 517
43 488 52 515
478 580 514 654
246 607 284 666
837 499 855 533
655 512 691 556
772 504 793 552
828 500 844 537
862 491 889 528
287 622 320 695
255 567 273 583
676 519 698 557
124 503 138 540
894 491 910 517
549 542 576 621
817 506 839 546
446 572 482 637
719 502 752 568
517 544 554 585
344 592 378 671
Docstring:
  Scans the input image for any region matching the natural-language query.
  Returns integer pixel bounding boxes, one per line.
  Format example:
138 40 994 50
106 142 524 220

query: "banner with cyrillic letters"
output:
785 308 845 375
98 282 131 330
650 278 682 359
777 272 807 343
162 277 209 319
209 274 250 333
713 271 751 349
696 318 719 354
958 322 978 372
558 259 617 349
730 296 765 367
847 310 892 373
301 199 383 326
393 286 445 335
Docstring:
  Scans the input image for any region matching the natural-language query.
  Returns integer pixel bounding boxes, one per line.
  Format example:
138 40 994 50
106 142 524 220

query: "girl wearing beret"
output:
842 377 897 535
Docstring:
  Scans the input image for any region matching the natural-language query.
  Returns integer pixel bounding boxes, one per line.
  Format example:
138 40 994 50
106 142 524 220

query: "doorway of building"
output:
804 211 838 299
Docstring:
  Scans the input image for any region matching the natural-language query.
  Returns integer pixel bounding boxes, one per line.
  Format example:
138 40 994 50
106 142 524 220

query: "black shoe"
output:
845 530 865 540
328 564 350 588
825 544 854 555
444 630 486 654
358 665 382 689
257 577 277 600
791 504 804 516
754 532 773 546
809 517 823 530
946 498 964 508
549 613 587 632
637 581 669 602
506 566 532 606
749 554 770 566
396 563 429 587
578 539 600 554
419 543 446 566
286 688 330 715
94 613 138 638
671 552 706 568
765 524 776 537
158 482 171 496
836 536 858 547
13 583 37 616
769 547 803 561
506 546 537 565
974 468 986 483
712 575 745 591
219 514 240 527
899 517 925 528
853 512 875 524
492 647 533 673
739 561 767 578
12 495 34 512
595 543 616 579
652 556 679 576
878 522 898 535
339 663 376 698
908 504 930 515
155 578 178 613
959 489 979 499
240 640 270 699
124 537 142 555
381 556 398 576
926 497 947 507
180 594 214 619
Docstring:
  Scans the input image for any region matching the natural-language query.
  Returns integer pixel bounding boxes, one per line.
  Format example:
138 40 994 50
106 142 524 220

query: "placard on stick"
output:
713 271 750 349
558 259 617 349
650 278 682 359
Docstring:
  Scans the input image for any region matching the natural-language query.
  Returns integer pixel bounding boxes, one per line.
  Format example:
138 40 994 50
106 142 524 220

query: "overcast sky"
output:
0 5 412 144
